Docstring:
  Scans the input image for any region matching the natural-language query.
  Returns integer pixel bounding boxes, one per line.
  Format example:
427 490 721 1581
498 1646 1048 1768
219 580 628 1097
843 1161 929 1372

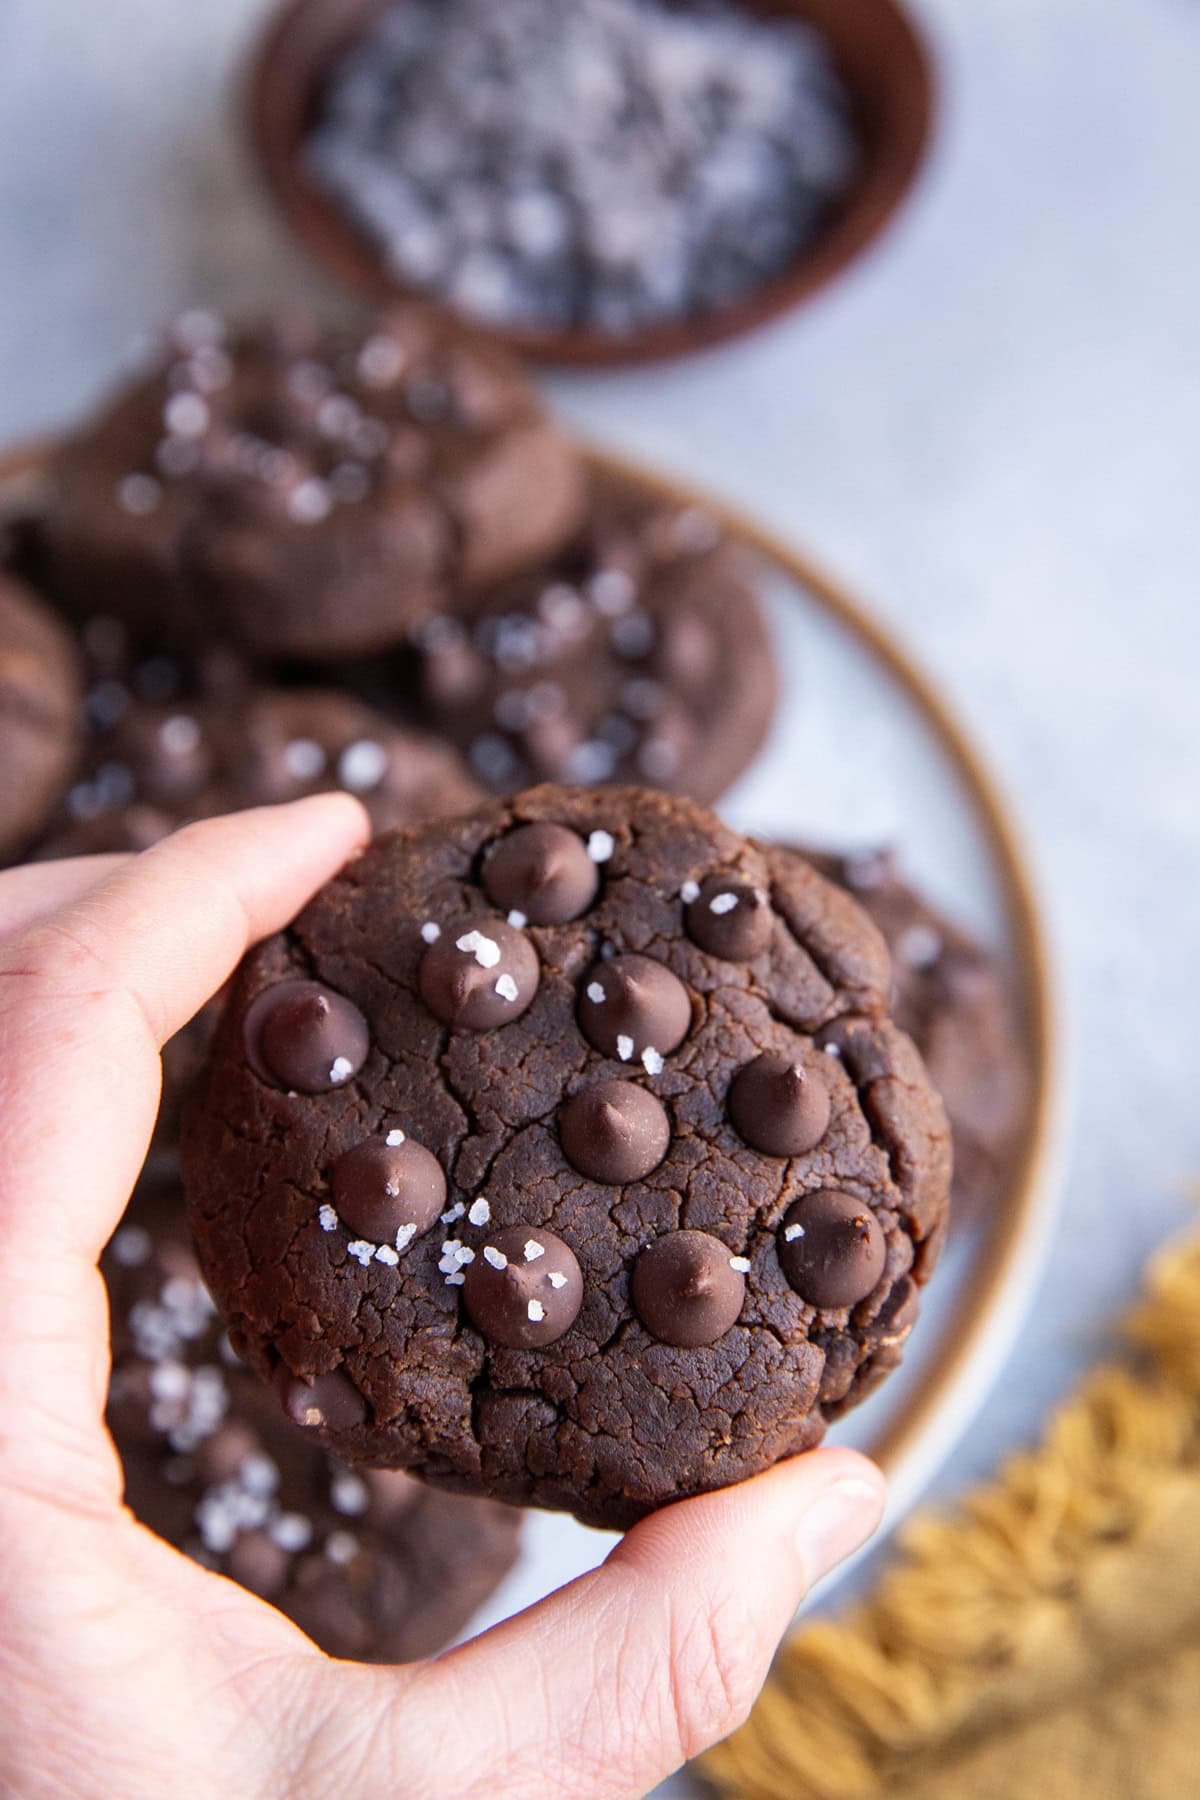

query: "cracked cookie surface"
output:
106 1183 521 1660
183 787 951 1529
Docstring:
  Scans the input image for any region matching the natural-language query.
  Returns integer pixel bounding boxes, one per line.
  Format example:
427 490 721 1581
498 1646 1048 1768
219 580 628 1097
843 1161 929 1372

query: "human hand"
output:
0 797 885 1800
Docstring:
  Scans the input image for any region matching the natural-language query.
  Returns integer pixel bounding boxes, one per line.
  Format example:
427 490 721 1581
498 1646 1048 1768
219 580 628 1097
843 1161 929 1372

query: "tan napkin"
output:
702 1238 1200 1800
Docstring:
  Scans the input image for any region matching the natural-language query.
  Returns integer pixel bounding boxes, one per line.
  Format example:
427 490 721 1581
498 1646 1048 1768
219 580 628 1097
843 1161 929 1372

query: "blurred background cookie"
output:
39 307 587 658
35 612 481 858
378 473 777 804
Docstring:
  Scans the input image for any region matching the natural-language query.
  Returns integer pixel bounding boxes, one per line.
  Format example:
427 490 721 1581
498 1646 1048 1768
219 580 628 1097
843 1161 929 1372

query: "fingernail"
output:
797 1476 885 1586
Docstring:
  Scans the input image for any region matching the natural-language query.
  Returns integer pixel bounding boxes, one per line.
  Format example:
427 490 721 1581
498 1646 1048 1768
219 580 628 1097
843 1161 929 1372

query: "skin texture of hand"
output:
0 797 886 1800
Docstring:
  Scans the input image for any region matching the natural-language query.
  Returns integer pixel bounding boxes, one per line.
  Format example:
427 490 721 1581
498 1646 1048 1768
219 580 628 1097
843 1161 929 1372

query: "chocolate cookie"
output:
105 1185 521 1660
34 623 482 1153
40 307 586 659
392 473 777 804
39 651 481 857
0 569 81 861
182 787 950 1529
800 846 1029 1226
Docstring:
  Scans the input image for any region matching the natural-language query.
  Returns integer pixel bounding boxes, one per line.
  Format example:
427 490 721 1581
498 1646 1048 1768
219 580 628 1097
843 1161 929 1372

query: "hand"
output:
0 798 886 1800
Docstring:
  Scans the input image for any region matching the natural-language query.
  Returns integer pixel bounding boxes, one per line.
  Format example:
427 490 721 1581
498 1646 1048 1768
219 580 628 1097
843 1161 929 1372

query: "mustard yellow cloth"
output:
702 1238 1200 1800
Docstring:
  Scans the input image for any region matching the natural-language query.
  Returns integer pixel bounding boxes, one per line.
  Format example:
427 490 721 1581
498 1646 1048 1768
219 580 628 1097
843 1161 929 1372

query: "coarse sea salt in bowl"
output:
248 0 935 367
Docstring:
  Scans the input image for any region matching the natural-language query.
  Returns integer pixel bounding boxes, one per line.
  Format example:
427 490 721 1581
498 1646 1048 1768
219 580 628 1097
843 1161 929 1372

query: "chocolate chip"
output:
192 1420 261 1486
278 1367 368 1431
648 611 716 690
364 1468 421 1518
634 703 694 784
482 821 599 924
419 917 540 1028
227 1528 290 1599
685 874 773 960
578 954 691 1063
461 1225 582 1348
422 635 486 708
112 708 213 804
559 1079 670 1183
728 1053 831 1156
777 1191 885 1309
244 979 369 1093
632 1230 746 1347
520 713 579 779
872 1275 919 1348
330 1135 446 1242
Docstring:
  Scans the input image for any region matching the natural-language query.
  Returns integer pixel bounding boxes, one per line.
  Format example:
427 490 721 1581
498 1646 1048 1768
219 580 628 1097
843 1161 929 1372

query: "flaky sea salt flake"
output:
116 473 162 516
457 929 501 968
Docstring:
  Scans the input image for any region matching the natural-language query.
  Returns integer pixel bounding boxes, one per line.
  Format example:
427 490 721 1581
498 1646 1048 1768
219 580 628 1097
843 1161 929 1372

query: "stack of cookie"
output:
0 299 1025 1626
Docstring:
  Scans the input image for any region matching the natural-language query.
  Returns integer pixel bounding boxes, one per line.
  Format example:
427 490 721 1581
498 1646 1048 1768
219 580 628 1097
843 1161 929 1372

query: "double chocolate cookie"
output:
41 307 586 659
35 620 483 1151
183 788 950 1529
0 569 81 861
105 1186 521 1660
802 846 1029 1226
399 474 777 805
38 616 481 858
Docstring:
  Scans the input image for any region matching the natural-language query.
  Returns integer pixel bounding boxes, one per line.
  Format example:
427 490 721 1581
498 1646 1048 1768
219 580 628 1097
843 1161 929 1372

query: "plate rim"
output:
1 434 1063 1520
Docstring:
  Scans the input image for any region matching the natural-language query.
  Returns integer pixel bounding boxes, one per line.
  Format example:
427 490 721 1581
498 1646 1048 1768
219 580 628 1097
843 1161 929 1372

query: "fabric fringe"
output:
701 1236 1200 1800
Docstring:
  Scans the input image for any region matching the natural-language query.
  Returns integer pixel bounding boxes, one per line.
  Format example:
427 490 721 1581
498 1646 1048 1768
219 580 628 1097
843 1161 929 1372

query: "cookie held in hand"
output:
183 788 950 1529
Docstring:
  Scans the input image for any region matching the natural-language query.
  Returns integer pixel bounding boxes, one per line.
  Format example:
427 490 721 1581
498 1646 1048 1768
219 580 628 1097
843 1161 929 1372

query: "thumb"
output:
343 1447 884 1800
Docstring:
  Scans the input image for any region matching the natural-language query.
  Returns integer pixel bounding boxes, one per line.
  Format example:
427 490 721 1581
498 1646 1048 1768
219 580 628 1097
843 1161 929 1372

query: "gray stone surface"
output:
1 0 1198 1788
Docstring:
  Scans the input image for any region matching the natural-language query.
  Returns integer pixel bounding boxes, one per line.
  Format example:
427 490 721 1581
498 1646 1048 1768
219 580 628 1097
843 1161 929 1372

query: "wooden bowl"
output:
247 0 936 367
